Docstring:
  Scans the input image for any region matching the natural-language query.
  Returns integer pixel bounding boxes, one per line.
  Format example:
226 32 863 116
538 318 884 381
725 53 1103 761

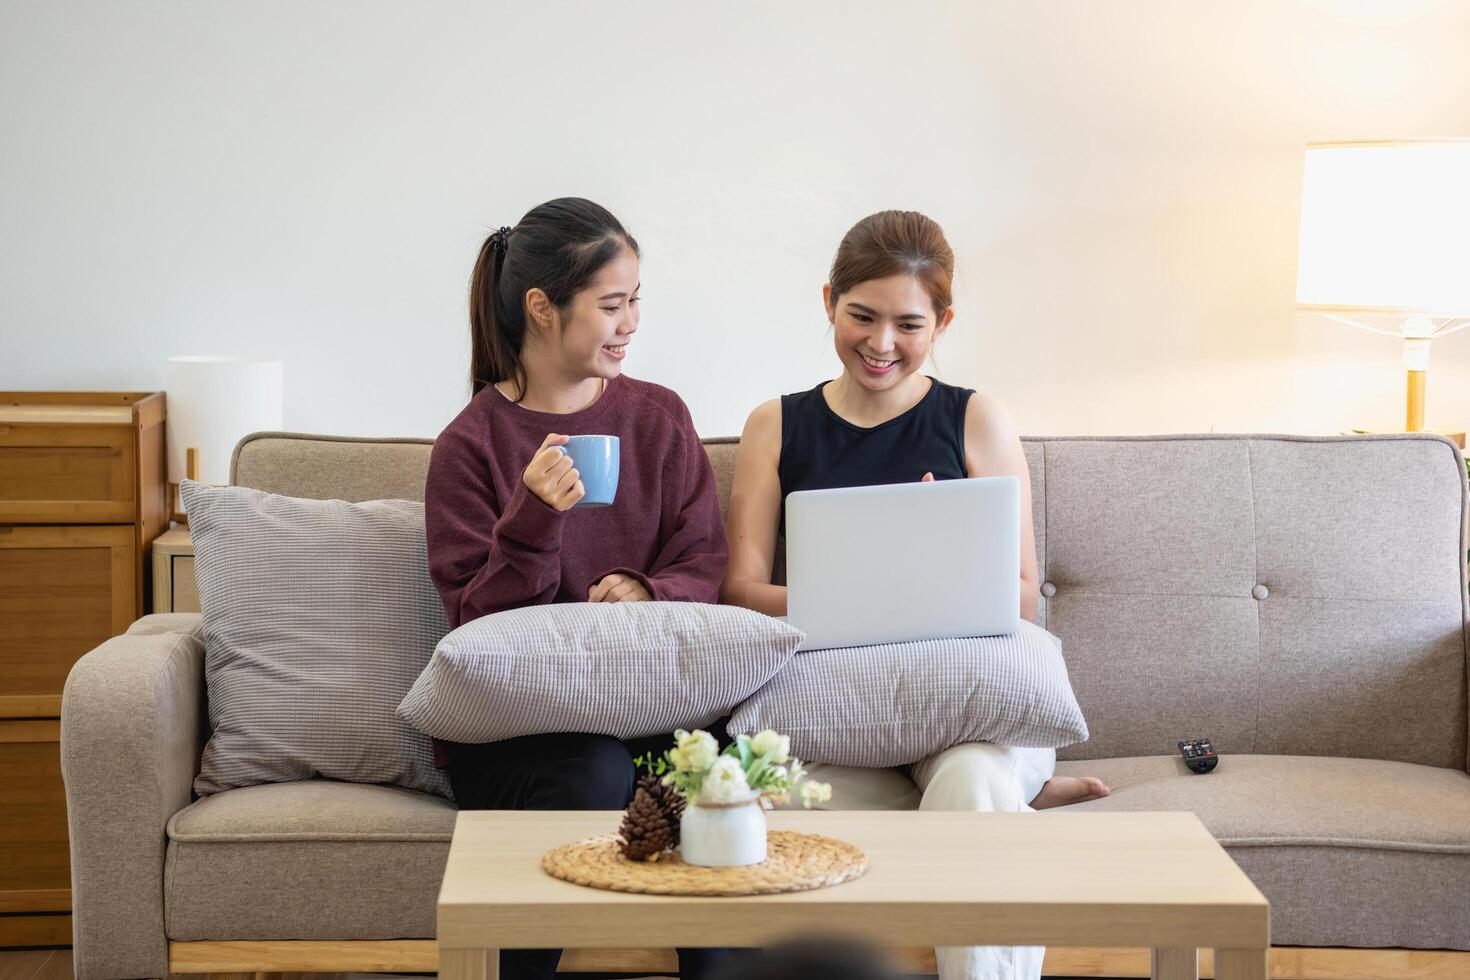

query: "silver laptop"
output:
784 476 1021 651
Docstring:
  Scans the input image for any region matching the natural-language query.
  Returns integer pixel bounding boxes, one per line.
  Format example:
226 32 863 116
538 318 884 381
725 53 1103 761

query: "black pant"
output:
445 730 746 980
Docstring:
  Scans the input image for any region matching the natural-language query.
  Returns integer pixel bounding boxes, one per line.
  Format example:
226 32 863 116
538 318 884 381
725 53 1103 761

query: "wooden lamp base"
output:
168 447 200 525
1407 369 1426 432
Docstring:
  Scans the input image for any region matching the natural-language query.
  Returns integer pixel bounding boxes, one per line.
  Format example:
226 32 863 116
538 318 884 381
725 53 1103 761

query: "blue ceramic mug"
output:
561 435 620 508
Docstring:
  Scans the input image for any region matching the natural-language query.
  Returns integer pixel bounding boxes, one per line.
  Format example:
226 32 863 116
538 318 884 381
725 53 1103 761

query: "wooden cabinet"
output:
0 392 165 947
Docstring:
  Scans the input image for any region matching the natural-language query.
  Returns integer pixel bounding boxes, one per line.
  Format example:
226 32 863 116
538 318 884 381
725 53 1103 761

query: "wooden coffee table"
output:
437 810 1268 980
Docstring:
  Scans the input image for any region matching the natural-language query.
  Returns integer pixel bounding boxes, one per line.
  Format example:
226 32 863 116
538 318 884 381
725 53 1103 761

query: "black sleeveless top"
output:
778 377 973 532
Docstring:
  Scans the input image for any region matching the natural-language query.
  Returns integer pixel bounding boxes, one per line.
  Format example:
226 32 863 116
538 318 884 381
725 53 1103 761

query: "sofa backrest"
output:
232 431 1469 768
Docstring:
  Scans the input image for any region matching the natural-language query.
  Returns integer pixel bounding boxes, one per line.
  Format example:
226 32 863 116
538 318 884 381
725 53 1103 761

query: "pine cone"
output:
639 773 687 826
618 775 686 862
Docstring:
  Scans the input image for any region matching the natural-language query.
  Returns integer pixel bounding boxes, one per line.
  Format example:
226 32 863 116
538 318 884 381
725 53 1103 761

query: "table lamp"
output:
1295 140 1470 432
165 355 284 520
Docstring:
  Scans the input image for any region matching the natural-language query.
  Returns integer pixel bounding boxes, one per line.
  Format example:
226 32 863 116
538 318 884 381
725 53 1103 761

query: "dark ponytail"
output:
469 227 514 398
469 198 640 398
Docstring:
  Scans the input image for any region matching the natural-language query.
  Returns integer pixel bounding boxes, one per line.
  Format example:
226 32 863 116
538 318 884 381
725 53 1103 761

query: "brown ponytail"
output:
828 210 954 318
467 199 639 399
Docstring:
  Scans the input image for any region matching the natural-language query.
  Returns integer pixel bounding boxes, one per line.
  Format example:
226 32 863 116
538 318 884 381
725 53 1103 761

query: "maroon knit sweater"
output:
423 376 728 764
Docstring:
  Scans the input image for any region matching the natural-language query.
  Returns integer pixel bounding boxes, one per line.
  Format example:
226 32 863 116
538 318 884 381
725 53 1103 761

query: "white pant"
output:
910 743 1056 980
784 745 1057 980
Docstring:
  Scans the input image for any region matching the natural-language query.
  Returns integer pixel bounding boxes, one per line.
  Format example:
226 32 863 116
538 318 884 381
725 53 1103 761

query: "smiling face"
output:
826 274 953 392
546 247 641 381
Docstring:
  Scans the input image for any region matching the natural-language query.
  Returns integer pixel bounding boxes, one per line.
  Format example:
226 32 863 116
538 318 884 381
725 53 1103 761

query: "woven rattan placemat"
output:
542 830 868 896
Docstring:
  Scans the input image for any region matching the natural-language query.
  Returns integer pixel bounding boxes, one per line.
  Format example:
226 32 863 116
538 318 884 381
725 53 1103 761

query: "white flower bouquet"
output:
638 728 832 808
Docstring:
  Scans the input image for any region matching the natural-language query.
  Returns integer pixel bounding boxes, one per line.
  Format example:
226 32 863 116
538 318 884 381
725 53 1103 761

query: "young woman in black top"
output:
720 210 1108 980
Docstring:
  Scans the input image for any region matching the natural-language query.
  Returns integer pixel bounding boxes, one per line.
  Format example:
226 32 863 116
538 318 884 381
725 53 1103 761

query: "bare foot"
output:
1029 775 1110 810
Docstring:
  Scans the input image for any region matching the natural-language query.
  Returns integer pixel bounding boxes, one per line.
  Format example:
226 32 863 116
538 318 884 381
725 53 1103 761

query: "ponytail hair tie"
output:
489 225 513 253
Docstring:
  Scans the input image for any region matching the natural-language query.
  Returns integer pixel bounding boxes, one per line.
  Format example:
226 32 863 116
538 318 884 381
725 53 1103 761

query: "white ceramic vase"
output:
679 793 768 867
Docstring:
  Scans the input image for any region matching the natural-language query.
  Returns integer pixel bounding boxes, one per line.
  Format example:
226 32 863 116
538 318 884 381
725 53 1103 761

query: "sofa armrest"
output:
62 614 206 980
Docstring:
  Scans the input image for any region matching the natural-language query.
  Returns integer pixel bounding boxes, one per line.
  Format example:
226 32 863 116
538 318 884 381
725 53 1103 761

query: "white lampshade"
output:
165 356 284 486
1296 140 1470 317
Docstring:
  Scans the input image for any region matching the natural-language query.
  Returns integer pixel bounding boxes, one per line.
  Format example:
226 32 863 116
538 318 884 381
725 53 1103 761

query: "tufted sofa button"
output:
1040 582 1057 598
1252 584 1269 600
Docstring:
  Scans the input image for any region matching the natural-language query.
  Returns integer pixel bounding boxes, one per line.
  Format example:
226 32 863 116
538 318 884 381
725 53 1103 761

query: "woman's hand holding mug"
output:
523 434 586 512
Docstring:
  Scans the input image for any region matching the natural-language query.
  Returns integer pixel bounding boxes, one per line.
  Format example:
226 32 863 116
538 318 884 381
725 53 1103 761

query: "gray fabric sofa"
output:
61 431 1470 979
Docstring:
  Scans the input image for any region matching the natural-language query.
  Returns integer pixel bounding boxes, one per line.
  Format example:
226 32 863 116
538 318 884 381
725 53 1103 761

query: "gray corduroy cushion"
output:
164 781 454 940
1053 754 1470 949
397 601 803 743
181 480 450 799
728 620 1088 767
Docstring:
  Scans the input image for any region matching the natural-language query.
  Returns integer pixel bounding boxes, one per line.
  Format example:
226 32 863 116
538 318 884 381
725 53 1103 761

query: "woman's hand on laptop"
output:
588 573 652 603
922 471 934 482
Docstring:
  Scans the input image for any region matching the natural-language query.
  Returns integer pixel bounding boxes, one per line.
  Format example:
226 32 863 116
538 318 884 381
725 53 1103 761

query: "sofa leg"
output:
1214 948 1268 980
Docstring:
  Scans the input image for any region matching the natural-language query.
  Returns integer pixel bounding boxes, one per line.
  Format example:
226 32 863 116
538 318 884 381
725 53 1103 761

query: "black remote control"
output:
1178 738 1218 774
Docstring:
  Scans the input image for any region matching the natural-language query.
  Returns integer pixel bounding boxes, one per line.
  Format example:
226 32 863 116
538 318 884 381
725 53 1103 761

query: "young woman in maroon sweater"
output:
424 198 733 980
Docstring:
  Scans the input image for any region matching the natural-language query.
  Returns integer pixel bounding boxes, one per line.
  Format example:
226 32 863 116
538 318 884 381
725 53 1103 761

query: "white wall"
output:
4 1 1469 440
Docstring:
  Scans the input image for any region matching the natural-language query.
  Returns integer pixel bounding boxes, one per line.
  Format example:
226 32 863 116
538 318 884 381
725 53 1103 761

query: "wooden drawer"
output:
0 913 70 946
172 555 201 613
0 720 70 913
0 422 137 524
151 527 199 614
0 526 135 719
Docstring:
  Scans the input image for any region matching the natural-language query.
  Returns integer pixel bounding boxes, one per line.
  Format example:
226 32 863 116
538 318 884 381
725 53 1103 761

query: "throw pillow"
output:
397 602 803 743
728 620 1088 767
182 480 451 798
